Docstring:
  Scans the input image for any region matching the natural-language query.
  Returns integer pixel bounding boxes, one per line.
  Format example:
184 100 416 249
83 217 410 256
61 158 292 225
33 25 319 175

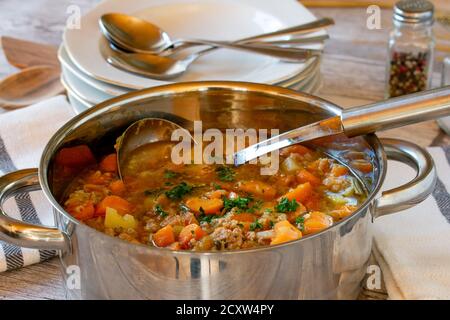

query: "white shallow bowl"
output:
64 69 322 115
63 0 324 90
61 45 321 106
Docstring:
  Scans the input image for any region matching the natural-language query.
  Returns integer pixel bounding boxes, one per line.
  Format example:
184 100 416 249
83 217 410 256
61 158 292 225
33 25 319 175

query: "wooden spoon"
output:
1 36 59 69
0 65 64 109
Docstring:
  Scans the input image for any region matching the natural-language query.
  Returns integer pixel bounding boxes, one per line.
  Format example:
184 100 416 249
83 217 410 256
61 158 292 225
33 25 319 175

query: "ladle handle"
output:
341 86 450 137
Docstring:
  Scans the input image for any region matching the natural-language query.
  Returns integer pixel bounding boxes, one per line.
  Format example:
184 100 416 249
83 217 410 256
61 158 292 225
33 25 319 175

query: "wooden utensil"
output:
0 65 64 109
0 36 59 69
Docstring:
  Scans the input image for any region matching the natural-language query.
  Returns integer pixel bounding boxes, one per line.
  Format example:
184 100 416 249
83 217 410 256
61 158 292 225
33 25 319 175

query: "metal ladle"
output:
116 117 195 180
233 86 450 165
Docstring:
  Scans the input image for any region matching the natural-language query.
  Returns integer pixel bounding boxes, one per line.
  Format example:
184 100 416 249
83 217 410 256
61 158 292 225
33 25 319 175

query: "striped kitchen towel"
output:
373 146 450 299
0 95 75 272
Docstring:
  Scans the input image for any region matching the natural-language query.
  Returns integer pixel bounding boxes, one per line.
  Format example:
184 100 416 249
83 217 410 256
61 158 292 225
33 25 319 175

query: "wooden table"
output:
0 0 449 300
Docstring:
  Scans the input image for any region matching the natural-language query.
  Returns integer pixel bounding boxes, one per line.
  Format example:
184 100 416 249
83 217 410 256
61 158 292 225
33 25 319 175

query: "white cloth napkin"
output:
0 96 75 272
373 146 450 300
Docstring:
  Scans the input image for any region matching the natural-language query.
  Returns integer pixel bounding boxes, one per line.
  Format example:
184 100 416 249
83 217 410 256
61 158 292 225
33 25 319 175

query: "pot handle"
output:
0 168 69 252
374 138 437 218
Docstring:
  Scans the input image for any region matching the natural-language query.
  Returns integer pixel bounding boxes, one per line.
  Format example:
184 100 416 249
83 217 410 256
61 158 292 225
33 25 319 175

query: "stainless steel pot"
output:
0 82 436 299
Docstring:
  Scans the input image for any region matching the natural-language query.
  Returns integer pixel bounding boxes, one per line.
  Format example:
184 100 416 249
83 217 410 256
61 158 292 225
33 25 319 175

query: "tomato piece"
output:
55 145 95 168
99 153 118 172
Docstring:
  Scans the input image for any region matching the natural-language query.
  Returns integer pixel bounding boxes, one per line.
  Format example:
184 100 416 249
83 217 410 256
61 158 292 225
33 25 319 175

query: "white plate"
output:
58 45 130 97
64 66 321 116
65 87 93 114
63 0 323 89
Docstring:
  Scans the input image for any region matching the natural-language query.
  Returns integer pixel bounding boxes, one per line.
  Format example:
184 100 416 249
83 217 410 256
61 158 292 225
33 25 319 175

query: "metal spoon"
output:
116 117 195 180
99 13 333 56
233 86 450 165
103 42 319 80
0 65 64 109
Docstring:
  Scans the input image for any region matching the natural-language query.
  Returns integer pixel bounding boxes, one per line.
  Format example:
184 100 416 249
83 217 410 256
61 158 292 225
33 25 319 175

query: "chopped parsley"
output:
216 166 235 181
223 196 252 212
212 183 222 190
275 197 299 213
164 170 178 179
154 204 168 218
165 182 193 200
247 199 263 213
249 221 263 231
198 213 219 223
295 216 305 232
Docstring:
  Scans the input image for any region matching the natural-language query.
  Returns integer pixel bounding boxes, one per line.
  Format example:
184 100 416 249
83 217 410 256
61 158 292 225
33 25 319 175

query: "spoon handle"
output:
184 39 321 62
236 18 334 43
167 18 333 55
342 86 450 137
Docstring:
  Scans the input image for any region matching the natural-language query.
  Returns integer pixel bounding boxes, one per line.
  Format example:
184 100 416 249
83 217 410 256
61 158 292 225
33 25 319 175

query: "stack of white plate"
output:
60 0 325 114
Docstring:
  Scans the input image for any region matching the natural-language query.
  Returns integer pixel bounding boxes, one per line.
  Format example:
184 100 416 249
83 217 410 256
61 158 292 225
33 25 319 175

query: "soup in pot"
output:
57 136 369 251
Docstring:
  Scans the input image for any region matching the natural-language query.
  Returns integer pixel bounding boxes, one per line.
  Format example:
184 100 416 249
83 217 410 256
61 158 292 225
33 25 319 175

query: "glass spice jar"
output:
386 0 435 98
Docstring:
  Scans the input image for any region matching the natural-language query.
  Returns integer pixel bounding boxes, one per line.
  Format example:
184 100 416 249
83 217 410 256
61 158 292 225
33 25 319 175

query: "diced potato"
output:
282 156 301 173
104 207 137 229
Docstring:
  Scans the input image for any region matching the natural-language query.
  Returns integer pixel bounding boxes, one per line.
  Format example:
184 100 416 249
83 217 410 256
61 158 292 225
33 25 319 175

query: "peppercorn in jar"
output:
386 0 435 98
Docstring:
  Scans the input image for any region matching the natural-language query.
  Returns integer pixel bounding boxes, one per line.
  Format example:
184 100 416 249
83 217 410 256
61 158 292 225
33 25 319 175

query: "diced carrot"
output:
350 159 373 173
208 189 228 199
55 145 96 168
303 211 332 235
231 213 257 223
297 169 321 186
280 144 311 157
99 153 118 172
95 195 132 217
178 224 206 247
237 180 276 200
185 197 223 215
153 225 175 247
270 220 302 245
331 164 348 177
67 201 95 221
283 182 313 203
109 180 126 196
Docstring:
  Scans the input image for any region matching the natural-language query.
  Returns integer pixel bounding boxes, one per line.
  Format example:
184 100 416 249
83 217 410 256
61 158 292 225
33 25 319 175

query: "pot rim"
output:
39 81 387 256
